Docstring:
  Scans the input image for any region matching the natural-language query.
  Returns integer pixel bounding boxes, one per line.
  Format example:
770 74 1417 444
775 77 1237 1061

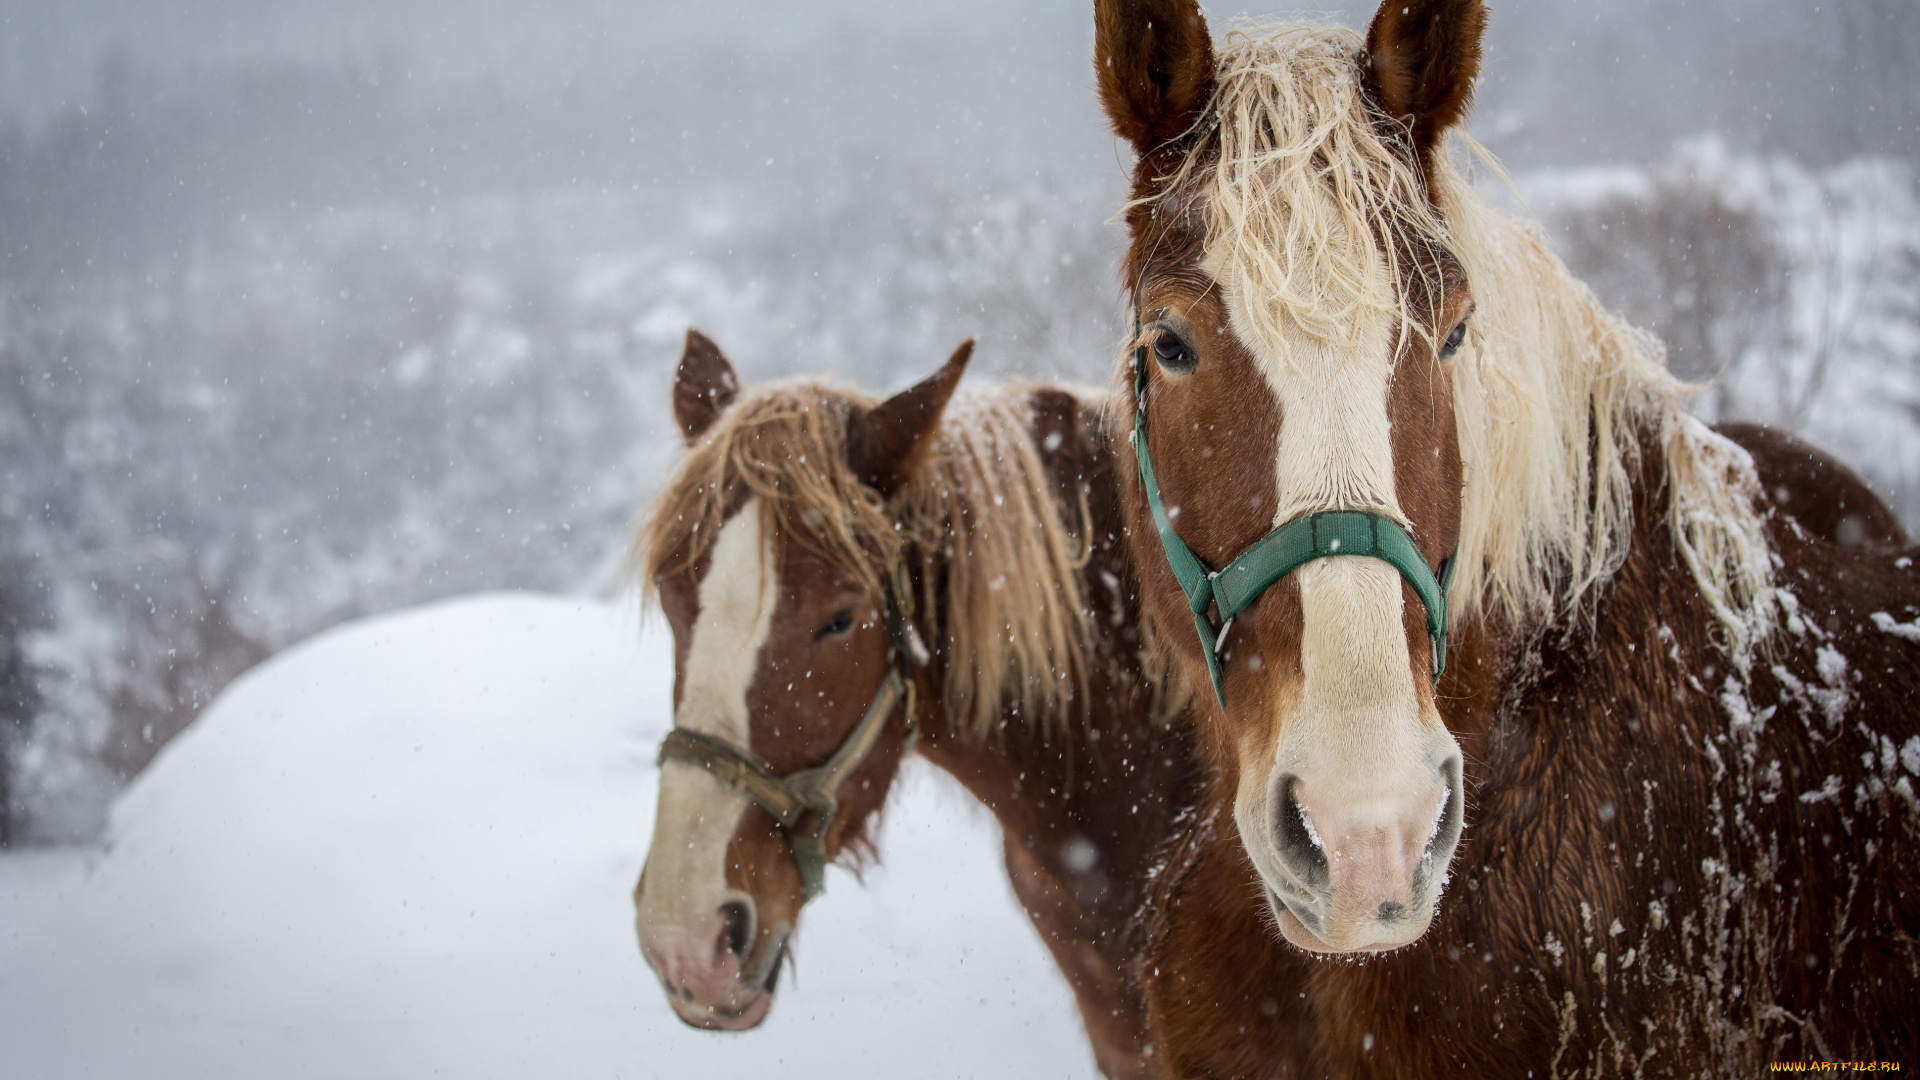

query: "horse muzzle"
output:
662 980 775 1031
638 891 790 1031
1252 750 1463 953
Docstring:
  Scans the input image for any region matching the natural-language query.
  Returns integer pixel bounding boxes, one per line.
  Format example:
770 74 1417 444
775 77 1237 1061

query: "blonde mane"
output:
636 379 1090 738
1148 22 1776 661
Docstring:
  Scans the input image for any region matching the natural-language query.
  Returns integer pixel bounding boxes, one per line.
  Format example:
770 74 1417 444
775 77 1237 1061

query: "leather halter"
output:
1128 326 1456 708
656 550 930 903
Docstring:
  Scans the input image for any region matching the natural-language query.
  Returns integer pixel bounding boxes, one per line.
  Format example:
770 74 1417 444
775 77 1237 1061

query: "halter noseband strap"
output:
1129 326 1456 708
656 549 929 903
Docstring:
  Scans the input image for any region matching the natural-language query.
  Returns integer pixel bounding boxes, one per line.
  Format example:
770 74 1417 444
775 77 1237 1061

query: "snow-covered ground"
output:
0 593 1099 1079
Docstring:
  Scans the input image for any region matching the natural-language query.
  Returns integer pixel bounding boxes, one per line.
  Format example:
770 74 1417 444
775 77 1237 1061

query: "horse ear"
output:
1362 0 1488 175
848 339 973 500
1094 0 1216 157
673 328 741 444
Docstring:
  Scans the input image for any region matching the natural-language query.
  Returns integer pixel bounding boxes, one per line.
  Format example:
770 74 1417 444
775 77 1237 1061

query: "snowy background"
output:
0 594 1103 1077
0 0 1916 1072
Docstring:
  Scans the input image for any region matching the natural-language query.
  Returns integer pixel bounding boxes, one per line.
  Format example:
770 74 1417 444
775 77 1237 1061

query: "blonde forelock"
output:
635 380 1091 739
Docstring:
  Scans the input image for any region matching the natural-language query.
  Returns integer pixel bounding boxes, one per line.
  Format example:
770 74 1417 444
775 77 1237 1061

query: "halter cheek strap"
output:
1129 326 1457 708
656 549 929 904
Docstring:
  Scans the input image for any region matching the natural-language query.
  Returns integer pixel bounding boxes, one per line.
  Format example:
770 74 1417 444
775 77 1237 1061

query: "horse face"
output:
635 496 900 1029
633 331 969 1028
1097 0 1484 953
1129 254 1471 954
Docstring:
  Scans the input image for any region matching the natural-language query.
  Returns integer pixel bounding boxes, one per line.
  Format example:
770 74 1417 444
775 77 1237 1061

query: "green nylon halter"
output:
656 550 930 903
1128 330 1457 708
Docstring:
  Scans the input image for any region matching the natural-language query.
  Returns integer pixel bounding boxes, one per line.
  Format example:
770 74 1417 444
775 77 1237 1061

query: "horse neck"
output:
1440 423 1745 771
908 396 1192 905
911 689 1177 865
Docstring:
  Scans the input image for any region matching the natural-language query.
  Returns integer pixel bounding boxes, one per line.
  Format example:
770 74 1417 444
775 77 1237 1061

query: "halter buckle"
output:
1213 616 1235 655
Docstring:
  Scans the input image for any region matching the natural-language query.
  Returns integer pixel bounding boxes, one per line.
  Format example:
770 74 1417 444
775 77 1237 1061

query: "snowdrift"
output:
0 593 1097 1079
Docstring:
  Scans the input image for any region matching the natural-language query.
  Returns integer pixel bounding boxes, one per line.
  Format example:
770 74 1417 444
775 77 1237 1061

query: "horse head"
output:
1096 0 1486 954
632 329 969 1028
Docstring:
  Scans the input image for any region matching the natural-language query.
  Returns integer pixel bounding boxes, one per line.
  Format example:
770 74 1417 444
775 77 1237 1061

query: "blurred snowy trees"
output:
0 156 1122 838
0 522 43 844
1551 170 1786 386
1539 146 1920 512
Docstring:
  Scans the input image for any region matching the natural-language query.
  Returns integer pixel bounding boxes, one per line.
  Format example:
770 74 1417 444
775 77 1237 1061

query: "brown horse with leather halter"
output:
1093 0 1920 1074
630 329 1199 1078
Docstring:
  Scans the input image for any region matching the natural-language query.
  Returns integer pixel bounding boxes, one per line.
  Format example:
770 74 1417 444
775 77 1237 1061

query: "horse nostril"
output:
1273 775 1330 890
763 938 788 993
1428 757 1466 857
718 900 754 960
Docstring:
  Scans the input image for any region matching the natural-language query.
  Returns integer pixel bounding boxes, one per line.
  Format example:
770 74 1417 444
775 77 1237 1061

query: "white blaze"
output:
1260 323 1404 526
1219 259 1415 718
638 498 778 935
1217 249 1461 948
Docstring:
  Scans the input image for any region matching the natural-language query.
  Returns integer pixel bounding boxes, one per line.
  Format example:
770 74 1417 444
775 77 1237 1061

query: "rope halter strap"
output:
1128 325 1456 708
656 549 927 903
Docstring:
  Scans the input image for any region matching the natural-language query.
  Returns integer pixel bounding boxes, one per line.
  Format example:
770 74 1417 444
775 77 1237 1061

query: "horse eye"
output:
1440 320 1468 359
813 610 855 641
1152 331 1196 373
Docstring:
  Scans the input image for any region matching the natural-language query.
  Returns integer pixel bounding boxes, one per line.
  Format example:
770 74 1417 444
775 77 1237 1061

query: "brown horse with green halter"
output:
1094 0 1920 1073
